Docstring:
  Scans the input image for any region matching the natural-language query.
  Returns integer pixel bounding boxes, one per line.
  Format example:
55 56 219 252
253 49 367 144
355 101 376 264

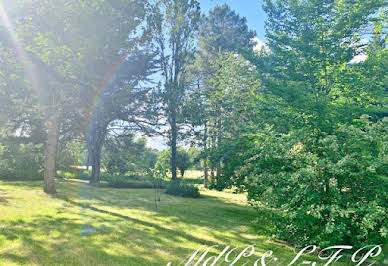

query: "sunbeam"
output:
0 2 39 90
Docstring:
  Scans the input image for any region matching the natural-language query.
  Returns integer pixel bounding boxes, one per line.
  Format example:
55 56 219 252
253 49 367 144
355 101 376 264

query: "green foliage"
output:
165 180 200 198
155 148 192 177
1 0 153 190
176 149 191 177
187 147 202 170
103 174 163 189
0 140 44 180
0 0 386 252
102 135 157 175
155 150 170 178
233 117 388 247
207 0 388 248
184 4 257 182
198 4 256 53
56 141 84 171
150 0 201 179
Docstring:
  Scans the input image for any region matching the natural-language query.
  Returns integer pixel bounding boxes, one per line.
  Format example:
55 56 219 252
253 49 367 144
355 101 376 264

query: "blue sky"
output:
147 0 268 151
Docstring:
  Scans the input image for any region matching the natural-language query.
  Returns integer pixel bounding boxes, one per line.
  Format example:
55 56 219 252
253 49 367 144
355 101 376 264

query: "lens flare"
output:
0 2 39 90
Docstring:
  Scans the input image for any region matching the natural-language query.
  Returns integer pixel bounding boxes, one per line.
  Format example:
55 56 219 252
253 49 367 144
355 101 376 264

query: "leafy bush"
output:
0 141 44 180
166 180 200 198
102 135 157 175
56 141 84 171
104 174 164 189
225 116 388 248
156 148 192 177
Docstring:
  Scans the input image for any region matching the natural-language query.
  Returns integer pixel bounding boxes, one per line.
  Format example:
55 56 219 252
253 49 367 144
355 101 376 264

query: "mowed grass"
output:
0 177 351 265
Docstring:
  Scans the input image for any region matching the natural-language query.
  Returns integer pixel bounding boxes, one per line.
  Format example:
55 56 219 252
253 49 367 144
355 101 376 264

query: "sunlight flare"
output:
0 2 39 90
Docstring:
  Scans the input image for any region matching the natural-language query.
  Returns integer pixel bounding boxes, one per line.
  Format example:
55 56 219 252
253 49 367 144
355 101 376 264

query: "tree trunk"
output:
90 147 102 183
216 162 221 180
171 111 177 180
89 130 105 184
203 122 208 187
204 159 208 187
86 153 90 171
210 167 215 185
87 104 109 184
209 120 216 186
43 112 58 194
216 118 222 179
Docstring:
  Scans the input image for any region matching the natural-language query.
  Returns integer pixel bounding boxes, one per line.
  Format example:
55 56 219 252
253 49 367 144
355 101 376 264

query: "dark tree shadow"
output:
0 179 332 265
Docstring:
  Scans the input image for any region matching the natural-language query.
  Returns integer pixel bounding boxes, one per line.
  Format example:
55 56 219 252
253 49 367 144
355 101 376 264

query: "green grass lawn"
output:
0 178 353 266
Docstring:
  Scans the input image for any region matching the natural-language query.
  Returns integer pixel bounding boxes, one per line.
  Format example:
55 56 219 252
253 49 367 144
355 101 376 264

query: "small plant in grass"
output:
166 180 200 198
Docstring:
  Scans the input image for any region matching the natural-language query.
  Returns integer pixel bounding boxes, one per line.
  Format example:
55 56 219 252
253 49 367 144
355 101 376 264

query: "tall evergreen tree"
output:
260 0 386 130
185 4 256 185
150 0 200 179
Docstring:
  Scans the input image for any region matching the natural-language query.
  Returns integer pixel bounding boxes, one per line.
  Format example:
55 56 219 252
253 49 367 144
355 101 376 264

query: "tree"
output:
155 147 192 177
78 0 157 184
176 148 191 177
225 0 388 247
185 4 256 186
87 52 156 183
150 0 200 180
155 150 170 177
0 0 154 191
102 135 155 175
258 0 386 130
197 4 256 72
1 0 91 193
187 147 202 170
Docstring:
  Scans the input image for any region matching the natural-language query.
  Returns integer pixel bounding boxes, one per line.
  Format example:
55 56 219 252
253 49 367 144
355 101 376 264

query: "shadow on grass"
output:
52 193 228 249
0 215 168 265
51 191 314 265
0 179 324 265
57 182 287 248
0 179 42 189
0 188 15 205
0 195 11 205
1 196 254 265
55 180 274 237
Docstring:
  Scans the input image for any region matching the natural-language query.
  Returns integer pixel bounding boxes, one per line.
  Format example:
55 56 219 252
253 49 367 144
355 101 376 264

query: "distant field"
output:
182 170 203 179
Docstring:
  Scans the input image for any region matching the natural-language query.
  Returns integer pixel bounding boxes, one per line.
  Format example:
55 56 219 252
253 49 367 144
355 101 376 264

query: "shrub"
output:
56 141 84 171
156 148 193 177
227 117 388 248
104 174 164 189
166 180 200 198
102 136 157 175
0 141 44 180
